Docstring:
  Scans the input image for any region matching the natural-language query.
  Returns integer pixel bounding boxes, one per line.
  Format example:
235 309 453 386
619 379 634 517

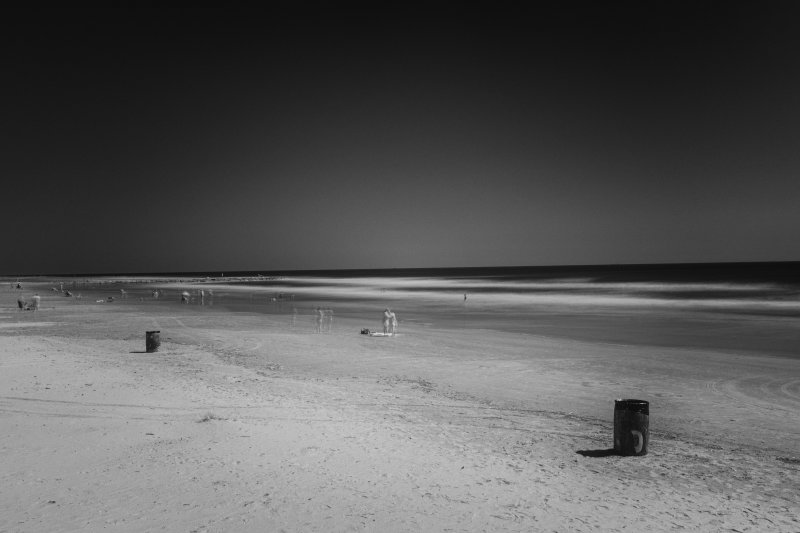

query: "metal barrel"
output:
146 331 161 353
613 399 649 456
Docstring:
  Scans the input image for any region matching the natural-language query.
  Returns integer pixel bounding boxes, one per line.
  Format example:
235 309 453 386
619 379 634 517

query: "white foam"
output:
156 276 800 313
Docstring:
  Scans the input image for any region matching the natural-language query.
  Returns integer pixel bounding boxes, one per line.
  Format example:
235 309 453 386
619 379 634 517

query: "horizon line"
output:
3 260 799 279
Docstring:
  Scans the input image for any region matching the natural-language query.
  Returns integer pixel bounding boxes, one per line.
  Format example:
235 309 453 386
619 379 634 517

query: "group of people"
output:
315 307 334 333
17 294 40 311
177 289 211 305
383 308 398 335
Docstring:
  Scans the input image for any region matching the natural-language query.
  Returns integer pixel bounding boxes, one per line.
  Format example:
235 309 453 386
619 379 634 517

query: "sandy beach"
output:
1 279 798 532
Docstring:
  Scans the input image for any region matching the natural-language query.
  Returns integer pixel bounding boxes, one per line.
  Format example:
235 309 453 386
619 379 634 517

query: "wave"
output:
280 276 784 293
187 275 800 314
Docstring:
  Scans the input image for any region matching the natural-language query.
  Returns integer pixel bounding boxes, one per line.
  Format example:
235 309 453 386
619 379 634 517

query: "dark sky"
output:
4 3 800 274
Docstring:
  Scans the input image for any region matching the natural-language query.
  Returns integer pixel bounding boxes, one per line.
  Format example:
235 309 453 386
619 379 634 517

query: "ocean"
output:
71 262 800 358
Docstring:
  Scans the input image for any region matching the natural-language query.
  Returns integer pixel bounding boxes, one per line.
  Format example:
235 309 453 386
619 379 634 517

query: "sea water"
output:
231 263 800 358
74 263 800 358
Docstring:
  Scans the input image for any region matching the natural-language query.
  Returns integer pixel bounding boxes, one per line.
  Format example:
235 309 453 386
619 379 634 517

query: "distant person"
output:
315 307 324 333
326 308 334 332
383 308 391 334
292 307 297 328
181 291 190 304
390 310 398 336
32 294 40 311
17 298 26 311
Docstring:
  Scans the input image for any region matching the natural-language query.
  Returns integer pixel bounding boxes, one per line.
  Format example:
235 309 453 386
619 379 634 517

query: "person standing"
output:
389 310 398 336
383 308 391 334
326 308 334 333
316 307 324 333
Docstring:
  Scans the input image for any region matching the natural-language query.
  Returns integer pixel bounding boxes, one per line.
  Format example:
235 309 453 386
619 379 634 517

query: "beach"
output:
1 275 799 532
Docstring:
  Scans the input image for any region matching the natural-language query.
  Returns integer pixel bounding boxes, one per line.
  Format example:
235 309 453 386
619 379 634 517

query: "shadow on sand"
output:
576 448 618 458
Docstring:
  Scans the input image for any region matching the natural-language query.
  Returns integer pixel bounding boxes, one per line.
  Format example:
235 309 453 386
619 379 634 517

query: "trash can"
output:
146 330 161 353
614 399 649 456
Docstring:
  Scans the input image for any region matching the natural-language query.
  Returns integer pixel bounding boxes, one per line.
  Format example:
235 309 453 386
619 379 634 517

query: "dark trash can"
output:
146 330 161 353
614 399 649 456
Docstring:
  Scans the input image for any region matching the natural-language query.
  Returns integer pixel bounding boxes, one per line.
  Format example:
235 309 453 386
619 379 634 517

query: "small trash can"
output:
146 330 161 353
614 399 649 456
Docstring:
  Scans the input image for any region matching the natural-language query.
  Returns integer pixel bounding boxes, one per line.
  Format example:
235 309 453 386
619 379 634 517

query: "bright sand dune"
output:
1 281 798 532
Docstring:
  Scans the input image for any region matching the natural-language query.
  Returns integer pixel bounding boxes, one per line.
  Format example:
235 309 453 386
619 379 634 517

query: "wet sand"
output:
1 280 798 532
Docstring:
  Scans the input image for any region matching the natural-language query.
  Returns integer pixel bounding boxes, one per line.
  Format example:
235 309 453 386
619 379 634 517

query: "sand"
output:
1 281 798 532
